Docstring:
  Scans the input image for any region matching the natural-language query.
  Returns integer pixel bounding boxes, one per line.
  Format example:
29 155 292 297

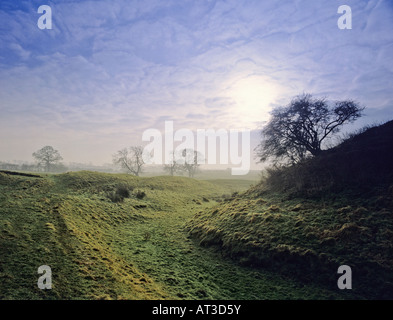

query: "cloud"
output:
0 0 392 164
9 43 31 60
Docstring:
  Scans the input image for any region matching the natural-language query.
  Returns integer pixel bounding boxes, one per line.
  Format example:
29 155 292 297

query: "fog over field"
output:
0 0 392 168
1 0 393 307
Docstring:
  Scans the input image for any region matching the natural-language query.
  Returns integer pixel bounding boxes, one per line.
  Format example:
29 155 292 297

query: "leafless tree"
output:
256 93 364 164
113 146 145 176
32 146 63 172
178 148 203 178
163 150 179 176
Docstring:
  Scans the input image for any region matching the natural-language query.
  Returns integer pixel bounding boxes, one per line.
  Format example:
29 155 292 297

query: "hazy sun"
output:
228 75 279 127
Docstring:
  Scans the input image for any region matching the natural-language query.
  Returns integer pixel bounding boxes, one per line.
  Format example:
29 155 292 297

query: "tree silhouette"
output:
179 148 203 178
163 150 179 176
256 93 364 164
32 146 63 172
113 146 145 176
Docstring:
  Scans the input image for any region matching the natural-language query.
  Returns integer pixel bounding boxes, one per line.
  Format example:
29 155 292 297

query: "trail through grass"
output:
0 171 357 299
110 183 354 300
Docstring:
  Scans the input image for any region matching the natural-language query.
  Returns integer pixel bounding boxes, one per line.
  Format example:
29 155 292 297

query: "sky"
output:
0 0 392 168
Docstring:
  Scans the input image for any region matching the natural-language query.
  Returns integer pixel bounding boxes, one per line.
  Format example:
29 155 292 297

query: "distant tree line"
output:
3 144 204 177
3 93 365 179
0 145 68 173
163 148 203 178
0 161 67 173
113 146 202 178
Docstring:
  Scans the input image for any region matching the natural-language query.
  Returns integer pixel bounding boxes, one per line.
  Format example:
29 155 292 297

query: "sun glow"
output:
228 75 279 128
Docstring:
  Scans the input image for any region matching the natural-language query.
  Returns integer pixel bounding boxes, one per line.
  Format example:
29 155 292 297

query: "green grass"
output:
0 171 171 299
187 182 393 299
0 170 358 300
2 122 392 300
110 184 348 300
186 121 393 299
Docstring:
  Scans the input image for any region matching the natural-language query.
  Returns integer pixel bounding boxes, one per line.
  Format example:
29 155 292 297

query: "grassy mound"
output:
187 121 393 299
262 120 393 196
0 170 226 299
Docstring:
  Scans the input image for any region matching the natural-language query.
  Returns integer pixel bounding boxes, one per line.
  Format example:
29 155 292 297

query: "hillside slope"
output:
0 171 227 299
187 121 393 299
2 170 352 300
261 120 393 195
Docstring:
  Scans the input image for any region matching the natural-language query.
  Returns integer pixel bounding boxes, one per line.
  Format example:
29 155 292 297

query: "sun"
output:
228 75 279 127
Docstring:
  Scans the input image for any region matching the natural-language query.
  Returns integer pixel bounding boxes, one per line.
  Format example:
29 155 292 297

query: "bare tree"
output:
256 93 364 164
163 150 179 176
178 148 203 178
32 146 63 172
113 146 145 176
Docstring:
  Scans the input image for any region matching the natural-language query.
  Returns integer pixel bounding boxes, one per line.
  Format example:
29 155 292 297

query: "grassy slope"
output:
1 170 353 300
0 170 256 299
0 171 175 299
109 180 350 300
187 121 393 300
187 188 393 299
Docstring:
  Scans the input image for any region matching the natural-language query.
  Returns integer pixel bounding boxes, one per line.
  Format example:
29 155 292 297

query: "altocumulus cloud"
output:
0 0 392 165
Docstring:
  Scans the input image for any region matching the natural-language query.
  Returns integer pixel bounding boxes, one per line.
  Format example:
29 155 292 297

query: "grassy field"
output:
2 118 392 300
0 170 357 300
187 121 393 300
187 186 393 299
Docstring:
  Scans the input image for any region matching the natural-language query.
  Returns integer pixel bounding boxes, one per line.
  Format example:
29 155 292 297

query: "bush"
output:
116 185 130 198
106 191 124 203
135 190 146 199
106 185 131 203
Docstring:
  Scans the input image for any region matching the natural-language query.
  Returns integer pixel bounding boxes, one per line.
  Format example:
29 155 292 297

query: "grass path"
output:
0 171 356 299
111 192 350 300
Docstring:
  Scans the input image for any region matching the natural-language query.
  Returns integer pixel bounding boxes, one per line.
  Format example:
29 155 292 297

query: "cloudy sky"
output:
0 0 392 167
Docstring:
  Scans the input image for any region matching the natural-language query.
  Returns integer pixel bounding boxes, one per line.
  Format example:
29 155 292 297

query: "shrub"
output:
116 185 131 198
135 190 146 199
106 191 124 203
106 185 131 203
